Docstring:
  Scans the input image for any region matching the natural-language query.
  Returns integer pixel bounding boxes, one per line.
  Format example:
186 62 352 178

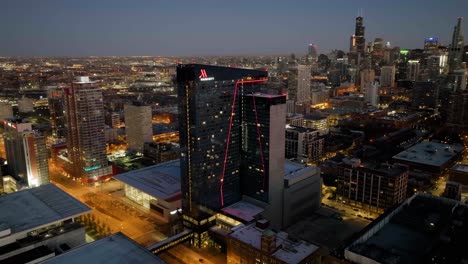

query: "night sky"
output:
1 0 466 56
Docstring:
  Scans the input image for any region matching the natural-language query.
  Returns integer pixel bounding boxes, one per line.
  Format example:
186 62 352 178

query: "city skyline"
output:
1 0 467 57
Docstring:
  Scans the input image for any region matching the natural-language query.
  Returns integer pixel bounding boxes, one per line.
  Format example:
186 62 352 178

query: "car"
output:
353 208 359 212
199 259 204 263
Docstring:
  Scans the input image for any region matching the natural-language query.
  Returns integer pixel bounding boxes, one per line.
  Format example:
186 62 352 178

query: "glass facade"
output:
177 64 268 216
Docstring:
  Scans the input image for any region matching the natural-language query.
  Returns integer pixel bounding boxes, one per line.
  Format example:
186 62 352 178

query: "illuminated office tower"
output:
124 101 153 153
448 18 464 72
3 120 49 188
424 37 439 56
380 65 396 87
63 76 112 183
408 60 420 81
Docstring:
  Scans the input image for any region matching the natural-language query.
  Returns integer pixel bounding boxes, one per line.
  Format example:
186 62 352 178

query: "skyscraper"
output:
124 101 153 153
355 16 366 56
360 69 375 92
365 81 379 107
3 120 49 188
408 60 420 81
308 43 318 60
448 18 464 72
241 93 286 219
63 76 112 183
380 65 396 87
47 88 66 142
446 91 468 129
424 37 440 56
178 65 268 212
178 64 290 244
296 64 311 104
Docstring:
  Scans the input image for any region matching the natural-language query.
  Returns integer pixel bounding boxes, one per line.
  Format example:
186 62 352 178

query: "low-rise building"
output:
0 184 91 263
42 232 165 264
393 141 464 175
283 162 321 227
336 159 409 214
345 193 468 264
227 221 323 264
113 160 181 222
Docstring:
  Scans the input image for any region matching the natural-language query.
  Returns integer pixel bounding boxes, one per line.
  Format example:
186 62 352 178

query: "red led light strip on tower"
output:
220 78 267 206
252 95 267 191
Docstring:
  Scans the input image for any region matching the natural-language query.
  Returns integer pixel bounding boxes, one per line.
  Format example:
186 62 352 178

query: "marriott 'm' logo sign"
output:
199 69 214 81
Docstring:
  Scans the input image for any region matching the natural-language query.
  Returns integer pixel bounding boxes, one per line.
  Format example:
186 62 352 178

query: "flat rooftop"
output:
42 232 165 264
221 201 264 222
287 207 368 250
393 141 463 167
347 194 468 264
452 163 468 173
230 224 319 264
0 184 90 234
113 160 180 200
284 161 319 182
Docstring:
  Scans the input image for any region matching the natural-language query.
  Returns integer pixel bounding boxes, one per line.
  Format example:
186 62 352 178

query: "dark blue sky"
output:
1 0 466 56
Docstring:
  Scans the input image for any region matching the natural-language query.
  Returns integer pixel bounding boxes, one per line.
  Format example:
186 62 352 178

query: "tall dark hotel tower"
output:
178 64 286 245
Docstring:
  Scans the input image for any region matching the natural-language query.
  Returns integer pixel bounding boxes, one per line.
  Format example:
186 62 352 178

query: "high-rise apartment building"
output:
296 65 311 104
124 101 153 153
287 65 311 105
3 120 49 188
380 65 396 87
336 159 408 214
63 76 112 183
285 125 324 163
448 18 464 72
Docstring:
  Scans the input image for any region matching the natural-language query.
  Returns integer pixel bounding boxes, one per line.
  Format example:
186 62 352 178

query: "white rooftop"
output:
393 141 464 167
229 224 320 264
0 184 91 234
113 160 181 200
42 232 165 264
221 201 264 222
73 76 93 83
